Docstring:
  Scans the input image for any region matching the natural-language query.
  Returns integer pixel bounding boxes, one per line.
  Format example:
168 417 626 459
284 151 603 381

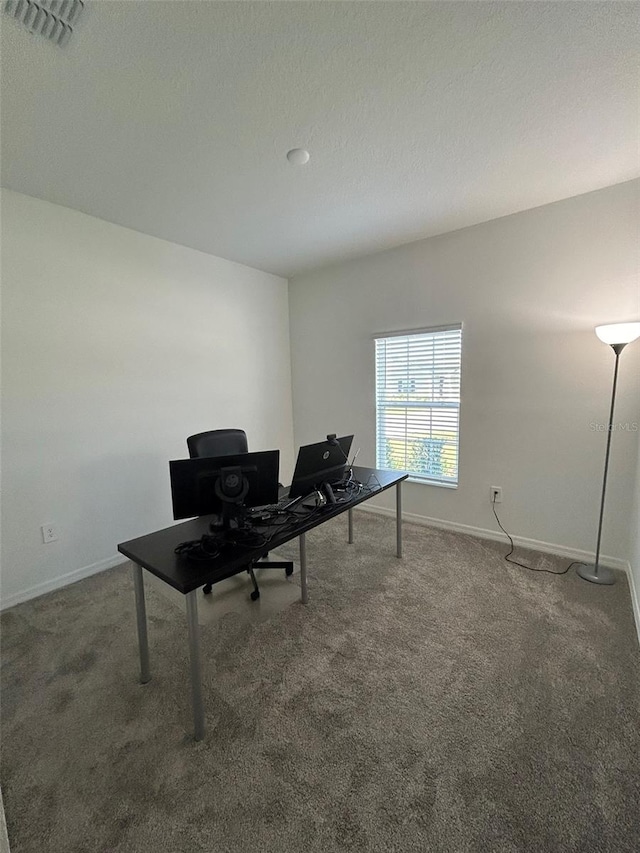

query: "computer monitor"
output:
169 450 280 521
288 435 354 499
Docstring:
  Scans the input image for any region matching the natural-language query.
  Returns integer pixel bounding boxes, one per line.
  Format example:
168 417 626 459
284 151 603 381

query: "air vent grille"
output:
3 0 84 46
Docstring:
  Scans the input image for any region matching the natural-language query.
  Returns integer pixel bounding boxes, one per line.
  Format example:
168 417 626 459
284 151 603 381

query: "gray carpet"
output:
1 512 639 853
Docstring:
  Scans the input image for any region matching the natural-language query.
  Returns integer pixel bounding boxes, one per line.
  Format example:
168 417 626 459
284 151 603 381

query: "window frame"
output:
373 323 463 488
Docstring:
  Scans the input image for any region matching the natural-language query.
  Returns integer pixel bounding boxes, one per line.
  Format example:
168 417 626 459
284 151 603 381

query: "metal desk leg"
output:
348 508 354 544
299 533 308 605
186 590 205 741
132 563 151 684
396 481 403 559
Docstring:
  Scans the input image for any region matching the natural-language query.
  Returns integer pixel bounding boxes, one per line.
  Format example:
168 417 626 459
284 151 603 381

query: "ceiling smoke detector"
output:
3 0 84 46
286 148 310 166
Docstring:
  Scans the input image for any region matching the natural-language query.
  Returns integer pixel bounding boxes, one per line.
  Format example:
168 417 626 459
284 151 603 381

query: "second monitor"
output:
288 435 354 499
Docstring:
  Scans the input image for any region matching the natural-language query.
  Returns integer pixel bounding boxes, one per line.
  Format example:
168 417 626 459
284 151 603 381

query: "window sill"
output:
406 477 458 489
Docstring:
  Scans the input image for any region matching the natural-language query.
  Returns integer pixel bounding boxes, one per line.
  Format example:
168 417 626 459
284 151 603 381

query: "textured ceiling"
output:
1 1 638 277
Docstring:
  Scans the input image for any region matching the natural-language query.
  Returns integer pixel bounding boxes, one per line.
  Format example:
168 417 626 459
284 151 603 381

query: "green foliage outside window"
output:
383 436 457 481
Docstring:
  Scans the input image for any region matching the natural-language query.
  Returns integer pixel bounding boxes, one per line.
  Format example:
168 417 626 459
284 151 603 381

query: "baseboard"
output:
0 786 9 853
625 560 640 650
357 503 630 570
0 554 125 611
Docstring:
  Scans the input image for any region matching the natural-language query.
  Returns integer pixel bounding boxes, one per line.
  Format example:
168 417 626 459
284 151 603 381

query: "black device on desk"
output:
169 450 280 526
288 434 354 501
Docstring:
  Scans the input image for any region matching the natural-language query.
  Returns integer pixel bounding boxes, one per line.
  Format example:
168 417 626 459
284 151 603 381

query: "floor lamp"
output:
577 322 640 585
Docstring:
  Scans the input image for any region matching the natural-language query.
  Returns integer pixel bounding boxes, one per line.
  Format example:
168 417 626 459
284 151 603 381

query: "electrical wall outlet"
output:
490 486 503 503
41 524 59 544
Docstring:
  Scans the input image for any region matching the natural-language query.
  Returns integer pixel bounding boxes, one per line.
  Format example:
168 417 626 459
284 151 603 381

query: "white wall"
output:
0 189 294 608
289 180 640 565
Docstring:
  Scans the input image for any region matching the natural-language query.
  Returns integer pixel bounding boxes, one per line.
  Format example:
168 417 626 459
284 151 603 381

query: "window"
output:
375 325 462 486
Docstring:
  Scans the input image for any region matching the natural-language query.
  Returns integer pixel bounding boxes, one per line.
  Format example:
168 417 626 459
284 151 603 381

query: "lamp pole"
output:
577 322 640 586
577 344 625 584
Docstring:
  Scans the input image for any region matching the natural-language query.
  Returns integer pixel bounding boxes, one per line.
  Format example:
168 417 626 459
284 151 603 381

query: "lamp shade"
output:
595 322 640 345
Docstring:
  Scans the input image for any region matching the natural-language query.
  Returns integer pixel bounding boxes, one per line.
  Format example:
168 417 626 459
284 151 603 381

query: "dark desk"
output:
118 466 407 739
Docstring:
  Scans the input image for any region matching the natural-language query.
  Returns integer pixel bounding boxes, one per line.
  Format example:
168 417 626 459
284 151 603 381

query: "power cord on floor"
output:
491 502 579 576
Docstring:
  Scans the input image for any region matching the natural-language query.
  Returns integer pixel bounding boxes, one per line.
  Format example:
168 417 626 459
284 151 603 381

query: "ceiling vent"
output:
3 0 84 46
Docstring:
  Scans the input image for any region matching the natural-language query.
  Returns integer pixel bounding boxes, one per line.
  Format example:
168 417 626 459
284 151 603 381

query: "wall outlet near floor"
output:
41 524 59 544
490 486 503 503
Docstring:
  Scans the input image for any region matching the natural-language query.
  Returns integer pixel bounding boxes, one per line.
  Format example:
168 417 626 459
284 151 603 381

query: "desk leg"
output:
299 533 308 605
396 481 403 558
132 563 151 684
348 508 354 544
186 590 205 741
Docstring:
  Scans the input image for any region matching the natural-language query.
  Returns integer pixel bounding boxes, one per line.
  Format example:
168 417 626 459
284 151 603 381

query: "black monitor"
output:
288 435 354 499
169 450 280 521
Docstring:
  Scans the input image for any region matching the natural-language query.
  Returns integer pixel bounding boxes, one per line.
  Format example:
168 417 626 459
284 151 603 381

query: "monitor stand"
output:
209 503 247 534
209 465 255 534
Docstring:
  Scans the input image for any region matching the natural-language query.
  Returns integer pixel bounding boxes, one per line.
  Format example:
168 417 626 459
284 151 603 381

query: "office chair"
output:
186 429 294 600
187 428 248 459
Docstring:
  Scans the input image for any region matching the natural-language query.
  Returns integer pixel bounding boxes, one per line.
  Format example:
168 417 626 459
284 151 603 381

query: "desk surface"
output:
118 466 406 594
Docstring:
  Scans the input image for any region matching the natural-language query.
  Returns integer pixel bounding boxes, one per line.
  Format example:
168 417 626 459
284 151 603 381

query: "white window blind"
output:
375 325 462 486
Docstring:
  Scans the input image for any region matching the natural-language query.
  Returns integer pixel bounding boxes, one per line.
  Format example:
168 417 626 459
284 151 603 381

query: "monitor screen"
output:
288 435 354 499
169 450 280 520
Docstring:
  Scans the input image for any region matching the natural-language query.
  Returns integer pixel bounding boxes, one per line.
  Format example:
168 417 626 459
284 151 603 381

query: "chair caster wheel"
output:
203 584 212 595
250 590 260 601
285 566 294 577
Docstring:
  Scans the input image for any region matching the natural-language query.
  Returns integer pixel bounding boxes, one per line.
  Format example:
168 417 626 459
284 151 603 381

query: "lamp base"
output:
576 563 616 585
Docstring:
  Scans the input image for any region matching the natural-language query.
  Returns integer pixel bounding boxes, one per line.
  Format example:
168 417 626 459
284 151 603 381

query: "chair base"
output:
256 560 294 576
202 560 294 599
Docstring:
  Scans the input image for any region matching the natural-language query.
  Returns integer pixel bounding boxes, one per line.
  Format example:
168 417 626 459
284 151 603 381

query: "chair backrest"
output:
187 429 249 459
